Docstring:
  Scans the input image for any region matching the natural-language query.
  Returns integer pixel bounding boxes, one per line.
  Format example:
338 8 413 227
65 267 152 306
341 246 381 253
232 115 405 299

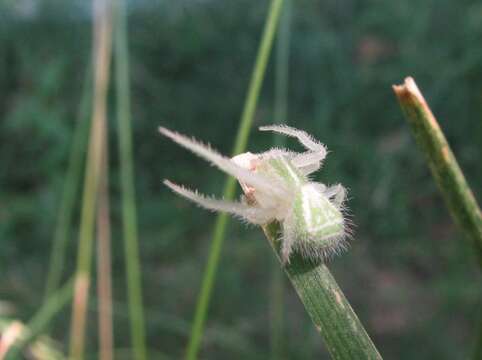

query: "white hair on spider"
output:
159 125 350 264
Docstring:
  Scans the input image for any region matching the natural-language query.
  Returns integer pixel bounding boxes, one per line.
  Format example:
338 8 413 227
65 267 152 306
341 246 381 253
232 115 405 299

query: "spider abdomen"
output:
292 184 345 258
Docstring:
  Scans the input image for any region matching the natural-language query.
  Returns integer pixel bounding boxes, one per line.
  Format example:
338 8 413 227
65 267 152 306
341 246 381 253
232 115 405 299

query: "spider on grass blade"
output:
159 125 350 264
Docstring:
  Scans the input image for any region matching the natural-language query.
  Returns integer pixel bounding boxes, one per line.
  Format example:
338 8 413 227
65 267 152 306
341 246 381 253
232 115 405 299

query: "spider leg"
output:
259 125 326 153
164 180 272 224
259 125 327 175
159 127 286 198
294 153 324 175
324 184 346 208
281 214 296 264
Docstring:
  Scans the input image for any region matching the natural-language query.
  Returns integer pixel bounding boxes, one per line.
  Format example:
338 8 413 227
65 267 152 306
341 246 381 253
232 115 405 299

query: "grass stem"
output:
185 0 285 358
6 279 74 360
96 138 114 360
393 76 482 360
270 0 291 357
263 223 383 360
44 66 92 303
393 77 482 266
114 0 148 359
69 0 113 358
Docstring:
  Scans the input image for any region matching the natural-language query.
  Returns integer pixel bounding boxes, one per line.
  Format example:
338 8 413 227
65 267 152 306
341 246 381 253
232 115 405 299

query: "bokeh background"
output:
1 0 482 359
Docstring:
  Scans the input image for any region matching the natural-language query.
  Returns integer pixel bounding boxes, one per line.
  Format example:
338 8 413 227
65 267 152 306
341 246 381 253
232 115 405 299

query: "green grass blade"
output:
43 66 92 303
69 0 114 358
273 0 290 144
263 223 383 360
113 1 148 359
270 0 291 357
6 279 74 360
393 77 482 359
393 77 482 265
185 0 285 358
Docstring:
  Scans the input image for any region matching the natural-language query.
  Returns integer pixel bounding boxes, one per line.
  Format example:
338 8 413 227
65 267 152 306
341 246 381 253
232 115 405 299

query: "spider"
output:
159 125 349 264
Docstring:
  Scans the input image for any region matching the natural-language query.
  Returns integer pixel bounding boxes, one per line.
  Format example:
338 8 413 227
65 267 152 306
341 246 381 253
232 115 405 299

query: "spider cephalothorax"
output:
160 125 349 264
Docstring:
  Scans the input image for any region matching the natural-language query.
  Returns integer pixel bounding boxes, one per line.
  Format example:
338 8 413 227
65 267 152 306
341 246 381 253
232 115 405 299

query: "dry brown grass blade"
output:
96 139 114 360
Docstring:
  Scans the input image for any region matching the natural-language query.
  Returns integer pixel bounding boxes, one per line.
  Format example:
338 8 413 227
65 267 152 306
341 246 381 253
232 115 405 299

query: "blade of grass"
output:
113 0 147 359
44 65 92 303
392 77 482 264
270 0 291 357
185 0 285 358
69 0 113 358
263 223 382 360
5 279 74 360
96 139 114 360
393 76 482 359
92 300 268 359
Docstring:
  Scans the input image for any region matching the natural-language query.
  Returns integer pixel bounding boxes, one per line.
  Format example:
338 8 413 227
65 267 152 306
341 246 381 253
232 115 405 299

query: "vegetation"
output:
0 1 481 359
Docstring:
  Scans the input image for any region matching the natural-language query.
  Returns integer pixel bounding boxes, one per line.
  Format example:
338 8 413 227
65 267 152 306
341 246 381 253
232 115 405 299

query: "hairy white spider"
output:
159 125 349 264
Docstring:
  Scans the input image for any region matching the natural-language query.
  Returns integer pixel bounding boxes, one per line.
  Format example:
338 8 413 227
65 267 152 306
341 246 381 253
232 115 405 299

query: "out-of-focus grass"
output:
185 0 285 358
44 65 91 304
270 0 291 358
114 0 147 358
69 0 114 358
5 278 73 359
1 1 481 358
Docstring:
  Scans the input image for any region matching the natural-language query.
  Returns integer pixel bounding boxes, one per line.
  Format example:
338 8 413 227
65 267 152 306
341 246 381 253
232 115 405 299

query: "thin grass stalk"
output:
270 0 291 358
5 279 74 360
393 77 482 360
273 0 290 147
96 140 114 360
185 0 285 358
392 77 482 265
263 223 382 360
89 300 267 359
113 1 147 359
44 66 92 303
69 0 113 358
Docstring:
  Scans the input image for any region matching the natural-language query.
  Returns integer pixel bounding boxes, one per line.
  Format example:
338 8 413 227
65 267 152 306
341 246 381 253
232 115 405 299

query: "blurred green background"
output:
1 0 481 359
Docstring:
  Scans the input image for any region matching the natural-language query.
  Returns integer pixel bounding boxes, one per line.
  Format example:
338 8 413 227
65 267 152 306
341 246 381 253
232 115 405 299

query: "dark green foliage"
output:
1 1 481 358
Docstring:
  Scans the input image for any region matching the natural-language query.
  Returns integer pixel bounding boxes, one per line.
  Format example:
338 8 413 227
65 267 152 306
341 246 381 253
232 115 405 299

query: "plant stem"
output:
263 223 383 360
96 137 114 360
393 77 482 267
6 279 74 360
44 65 92 303
273 0 290 147
270 0 291 357
113 0 147 359
69 0 113 358
393 77 482 360
185 0 285 358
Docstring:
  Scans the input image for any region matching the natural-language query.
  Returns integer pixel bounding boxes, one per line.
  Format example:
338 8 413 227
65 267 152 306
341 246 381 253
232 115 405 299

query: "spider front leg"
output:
164 180 273 224
324 184 347 209
259 125 327 175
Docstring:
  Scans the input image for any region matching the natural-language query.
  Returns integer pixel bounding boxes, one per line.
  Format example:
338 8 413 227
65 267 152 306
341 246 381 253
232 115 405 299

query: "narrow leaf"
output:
263 223 382 360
